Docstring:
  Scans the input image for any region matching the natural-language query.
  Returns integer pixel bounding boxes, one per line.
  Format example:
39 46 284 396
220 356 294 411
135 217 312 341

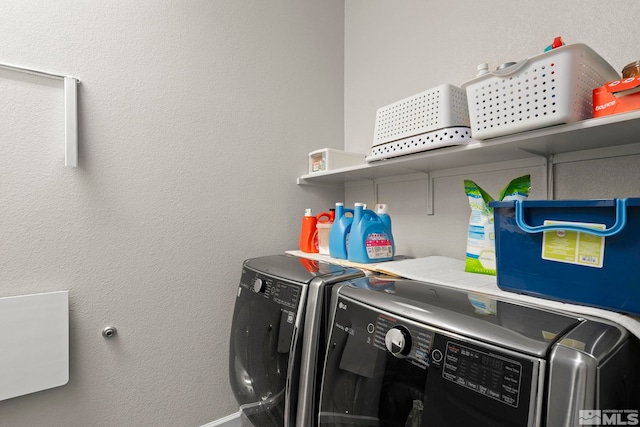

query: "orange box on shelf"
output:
593 76 640 118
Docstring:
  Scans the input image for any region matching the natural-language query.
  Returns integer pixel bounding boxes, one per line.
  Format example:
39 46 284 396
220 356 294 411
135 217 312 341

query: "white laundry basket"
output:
367 84 471 161
462 44 619 140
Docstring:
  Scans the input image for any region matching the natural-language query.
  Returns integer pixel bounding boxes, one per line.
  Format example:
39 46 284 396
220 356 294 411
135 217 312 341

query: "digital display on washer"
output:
442 341 522 407
271 281 300 309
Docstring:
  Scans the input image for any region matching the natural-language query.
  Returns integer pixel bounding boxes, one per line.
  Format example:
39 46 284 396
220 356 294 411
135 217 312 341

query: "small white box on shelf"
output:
308 148 365 174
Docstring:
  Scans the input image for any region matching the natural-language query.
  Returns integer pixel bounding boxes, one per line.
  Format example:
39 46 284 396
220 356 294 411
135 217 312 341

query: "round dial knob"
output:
385 326 411 358
252 278 265 293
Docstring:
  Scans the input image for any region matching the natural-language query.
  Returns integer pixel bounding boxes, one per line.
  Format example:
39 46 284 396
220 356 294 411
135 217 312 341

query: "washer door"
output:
319 298 426 427
229 269 302 427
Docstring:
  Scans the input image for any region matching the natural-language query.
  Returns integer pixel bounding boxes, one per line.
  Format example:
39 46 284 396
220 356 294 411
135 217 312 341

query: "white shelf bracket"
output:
517 148 554 200
0 62 80 167
426 172 434 216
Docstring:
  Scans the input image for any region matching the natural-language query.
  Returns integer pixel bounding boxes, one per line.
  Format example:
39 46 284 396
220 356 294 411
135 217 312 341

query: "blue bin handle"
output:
514 198 628 237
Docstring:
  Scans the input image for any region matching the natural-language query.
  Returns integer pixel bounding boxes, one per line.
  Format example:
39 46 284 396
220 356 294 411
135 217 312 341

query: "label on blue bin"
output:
541 220 605 268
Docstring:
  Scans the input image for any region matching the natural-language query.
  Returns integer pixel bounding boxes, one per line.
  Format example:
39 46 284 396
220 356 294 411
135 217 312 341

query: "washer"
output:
228 255 363 427
319 275 640 426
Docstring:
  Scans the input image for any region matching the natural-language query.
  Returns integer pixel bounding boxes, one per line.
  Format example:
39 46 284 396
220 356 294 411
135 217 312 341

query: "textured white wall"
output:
0 1 344 426
345 0 640 259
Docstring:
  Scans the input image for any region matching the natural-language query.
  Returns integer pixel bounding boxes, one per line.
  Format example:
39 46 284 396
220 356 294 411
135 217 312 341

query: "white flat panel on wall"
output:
0 291 69 401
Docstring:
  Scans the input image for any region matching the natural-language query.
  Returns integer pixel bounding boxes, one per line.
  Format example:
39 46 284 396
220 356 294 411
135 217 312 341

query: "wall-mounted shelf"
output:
297 110 640 185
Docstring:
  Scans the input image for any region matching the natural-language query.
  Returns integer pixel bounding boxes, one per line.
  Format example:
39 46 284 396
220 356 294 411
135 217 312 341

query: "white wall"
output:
0 1 344 426
345 0 640 259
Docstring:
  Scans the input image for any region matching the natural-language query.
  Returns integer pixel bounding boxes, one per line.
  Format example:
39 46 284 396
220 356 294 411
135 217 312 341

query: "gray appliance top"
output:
338 275 583 357
243 254 358 284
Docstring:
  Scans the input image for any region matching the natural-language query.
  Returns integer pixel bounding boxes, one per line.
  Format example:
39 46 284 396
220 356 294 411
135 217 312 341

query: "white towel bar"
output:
0 62 79 167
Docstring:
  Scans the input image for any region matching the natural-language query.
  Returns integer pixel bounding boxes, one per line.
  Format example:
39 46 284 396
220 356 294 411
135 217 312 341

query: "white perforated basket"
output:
462 44 619 140
367 84 471 162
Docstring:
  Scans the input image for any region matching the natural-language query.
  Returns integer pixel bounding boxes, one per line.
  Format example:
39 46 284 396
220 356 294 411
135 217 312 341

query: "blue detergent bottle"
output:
328 202 354 259
348 203 395 263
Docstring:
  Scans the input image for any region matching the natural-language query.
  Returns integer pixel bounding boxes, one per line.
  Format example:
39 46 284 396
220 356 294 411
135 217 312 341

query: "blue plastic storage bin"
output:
489 198 640 315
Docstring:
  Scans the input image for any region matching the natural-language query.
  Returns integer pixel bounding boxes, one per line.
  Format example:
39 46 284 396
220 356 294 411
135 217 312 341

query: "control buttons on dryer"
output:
252 278 265 293
385 325 411 358
431 349 443 363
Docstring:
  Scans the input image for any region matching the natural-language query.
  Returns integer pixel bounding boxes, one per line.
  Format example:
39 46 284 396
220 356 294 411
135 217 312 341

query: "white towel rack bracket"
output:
0 62 79 167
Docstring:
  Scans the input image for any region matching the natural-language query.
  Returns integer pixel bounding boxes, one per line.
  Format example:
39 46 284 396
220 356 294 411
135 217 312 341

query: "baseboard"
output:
201 410 242 427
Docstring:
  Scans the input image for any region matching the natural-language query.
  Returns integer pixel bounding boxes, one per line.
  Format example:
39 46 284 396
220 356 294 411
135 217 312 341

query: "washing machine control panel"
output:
439 340 524 408
333 297 434 370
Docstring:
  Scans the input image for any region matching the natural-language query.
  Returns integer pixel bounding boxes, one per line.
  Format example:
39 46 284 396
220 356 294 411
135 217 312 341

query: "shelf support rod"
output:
0 62 80 167
547 154 554 200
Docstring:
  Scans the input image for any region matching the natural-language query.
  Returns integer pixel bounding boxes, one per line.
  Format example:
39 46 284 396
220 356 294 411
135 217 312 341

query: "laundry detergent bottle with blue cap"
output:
348 202 394 263
328 202 354 259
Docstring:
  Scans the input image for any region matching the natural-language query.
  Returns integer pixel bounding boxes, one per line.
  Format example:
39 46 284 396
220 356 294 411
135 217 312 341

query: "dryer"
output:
228 255 363 427
319 275 640 427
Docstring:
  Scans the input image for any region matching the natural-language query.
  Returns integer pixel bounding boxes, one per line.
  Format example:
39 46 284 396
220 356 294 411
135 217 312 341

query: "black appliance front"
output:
228 255 361 427
318 277 582 427
319 298 539 426
229 259 303 426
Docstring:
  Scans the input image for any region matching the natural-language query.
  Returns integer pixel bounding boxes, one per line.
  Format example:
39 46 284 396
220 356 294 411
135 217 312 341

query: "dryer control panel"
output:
240 267 301 311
